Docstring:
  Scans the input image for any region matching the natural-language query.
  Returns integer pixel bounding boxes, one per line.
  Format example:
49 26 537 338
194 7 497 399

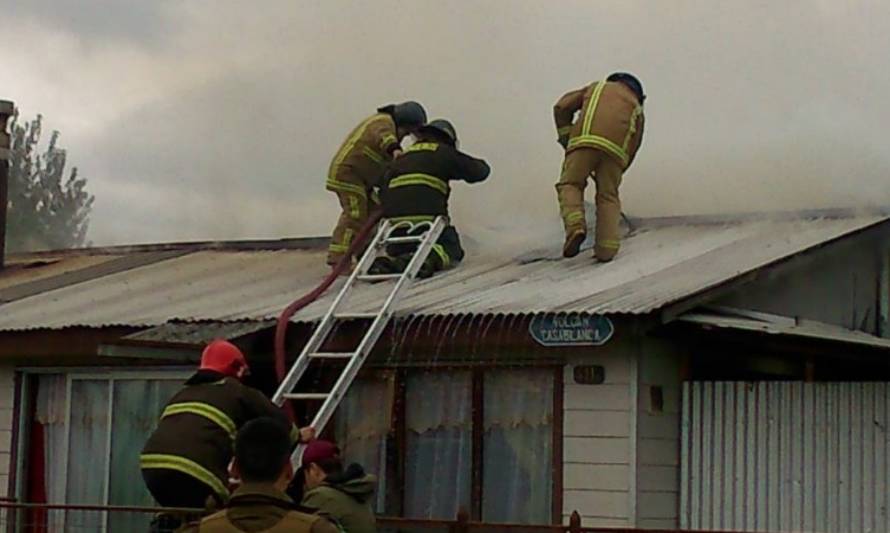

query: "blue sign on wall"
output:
528 313 615 347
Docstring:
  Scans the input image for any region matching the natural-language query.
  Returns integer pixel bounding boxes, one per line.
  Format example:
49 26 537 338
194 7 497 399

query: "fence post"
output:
568 510 582 533
450 507 470 533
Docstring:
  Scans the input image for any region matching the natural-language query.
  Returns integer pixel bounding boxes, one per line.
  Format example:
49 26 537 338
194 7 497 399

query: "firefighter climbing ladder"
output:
272 216 446 465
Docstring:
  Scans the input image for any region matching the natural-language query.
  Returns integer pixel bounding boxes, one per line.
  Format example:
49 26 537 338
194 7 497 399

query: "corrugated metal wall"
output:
681 382 890 532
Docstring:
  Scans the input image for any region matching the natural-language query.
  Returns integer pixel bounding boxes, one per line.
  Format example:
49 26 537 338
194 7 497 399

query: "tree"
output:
6 112 94 252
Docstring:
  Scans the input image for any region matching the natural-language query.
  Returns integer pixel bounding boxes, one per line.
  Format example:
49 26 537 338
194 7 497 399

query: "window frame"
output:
344 364 564 524
19 367 191 531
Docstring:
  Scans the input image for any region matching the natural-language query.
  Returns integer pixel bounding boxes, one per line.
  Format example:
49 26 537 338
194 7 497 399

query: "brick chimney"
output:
0 100 13 270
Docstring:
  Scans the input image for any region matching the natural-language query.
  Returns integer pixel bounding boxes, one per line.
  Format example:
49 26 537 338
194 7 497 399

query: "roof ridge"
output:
6 236 331 259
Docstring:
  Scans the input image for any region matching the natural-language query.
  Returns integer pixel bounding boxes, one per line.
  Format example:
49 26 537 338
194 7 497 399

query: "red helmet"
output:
200 340 249 378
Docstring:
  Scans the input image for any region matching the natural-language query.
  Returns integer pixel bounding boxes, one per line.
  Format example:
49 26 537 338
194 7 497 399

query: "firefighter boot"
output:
562 228 586 258
368 255 409 275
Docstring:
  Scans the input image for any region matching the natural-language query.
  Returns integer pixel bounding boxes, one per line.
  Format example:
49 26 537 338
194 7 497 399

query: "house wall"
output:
562 336 636 527
716 244 882 334
636 336 684 529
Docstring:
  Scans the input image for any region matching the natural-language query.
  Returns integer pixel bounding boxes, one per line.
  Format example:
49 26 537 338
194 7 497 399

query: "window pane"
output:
66 379 110 530
483 370 553 524
108 378 184 532
333 376 393 513
405 371 471 519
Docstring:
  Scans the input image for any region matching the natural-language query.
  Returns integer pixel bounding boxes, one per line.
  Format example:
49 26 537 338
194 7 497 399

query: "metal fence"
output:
0 502 774 532
682 381 890 532
0 502 200 532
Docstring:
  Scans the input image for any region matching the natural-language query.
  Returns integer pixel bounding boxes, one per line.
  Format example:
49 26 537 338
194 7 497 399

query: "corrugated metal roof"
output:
0 254 123 292
680 309 890 350
0 214 885 331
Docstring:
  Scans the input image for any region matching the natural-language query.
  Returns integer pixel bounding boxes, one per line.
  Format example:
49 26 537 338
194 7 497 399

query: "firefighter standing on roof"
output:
554 72 645 262
140 340 314 517
326 102 427 267
369 119 490 278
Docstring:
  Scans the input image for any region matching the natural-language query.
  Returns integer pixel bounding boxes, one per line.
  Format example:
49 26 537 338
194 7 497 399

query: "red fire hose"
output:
274 210 383 422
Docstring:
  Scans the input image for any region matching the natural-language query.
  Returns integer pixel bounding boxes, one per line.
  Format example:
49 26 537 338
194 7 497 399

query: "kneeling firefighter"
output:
369 119 490 278
326 102 428 268
140 340 314 531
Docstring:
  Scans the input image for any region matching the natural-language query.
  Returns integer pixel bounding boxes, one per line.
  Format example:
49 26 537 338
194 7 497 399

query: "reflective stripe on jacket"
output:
554 80 645 169
141 372 296 498
327 113 399 191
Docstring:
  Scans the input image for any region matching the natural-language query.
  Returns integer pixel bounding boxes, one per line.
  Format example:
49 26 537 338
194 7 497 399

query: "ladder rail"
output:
304 217 444 431
287 216 447 464
272 219 395 406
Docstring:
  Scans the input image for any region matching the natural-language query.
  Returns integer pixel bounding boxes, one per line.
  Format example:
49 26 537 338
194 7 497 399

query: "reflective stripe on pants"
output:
328 187 379 265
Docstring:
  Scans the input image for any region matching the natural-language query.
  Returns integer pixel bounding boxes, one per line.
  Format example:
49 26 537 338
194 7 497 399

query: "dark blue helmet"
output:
378 101 427 128
418 119 458 147
607 72 645 103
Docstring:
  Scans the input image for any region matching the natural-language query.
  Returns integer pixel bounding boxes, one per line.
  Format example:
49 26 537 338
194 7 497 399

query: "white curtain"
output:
334 376 394 513
482 370 553 524
35 374 67 529
66 379 109 530
404 371 472 519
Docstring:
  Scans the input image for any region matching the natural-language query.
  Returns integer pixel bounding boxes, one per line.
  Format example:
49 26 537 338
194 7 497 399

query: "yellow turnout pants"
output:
327 185 378 266
555 148 623 261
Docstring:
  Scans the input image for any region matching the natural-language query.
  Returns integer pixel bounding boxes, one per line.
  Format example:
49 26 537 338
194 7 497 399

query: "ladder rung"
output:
384 235 425 244
284 393 329 400
309 352 355 359
335 312 379 320
357 273 401 282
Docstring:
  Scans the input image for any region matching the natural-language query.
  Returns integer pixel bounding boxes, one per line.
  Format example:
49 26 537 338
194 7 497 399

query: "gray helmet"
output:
607 72 645 103
378 101 427 128
418 119 458 147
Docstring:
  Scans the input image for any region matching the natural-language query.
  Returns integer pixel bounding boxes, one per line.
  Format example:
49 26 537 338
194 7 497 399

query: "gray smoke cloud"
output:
2 0 888 246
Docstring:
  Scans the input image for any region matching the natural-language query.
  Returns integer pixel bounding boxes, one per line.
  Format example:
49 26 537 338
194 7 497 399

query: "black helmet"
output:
607 72 645 103
378 101 427 128
417 119 458 147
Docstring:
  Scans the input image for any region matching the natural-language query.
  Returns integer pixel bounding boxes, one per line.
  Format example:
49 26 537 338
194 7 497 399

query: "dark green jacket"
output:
303 464 377 533
179 484 338 533
380 141 489 219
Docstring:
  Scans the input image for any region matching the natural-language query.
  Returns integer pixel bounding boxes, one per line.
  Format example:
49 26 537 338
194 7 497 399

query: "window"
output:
26 370 188 532
332 374 395 513
405 371 472 519
482 370 553 523
334 367 558 524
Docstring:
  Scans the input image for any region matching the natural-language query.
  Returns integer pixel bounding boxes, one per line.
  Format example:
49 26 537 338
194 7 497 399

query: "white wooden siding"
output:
563 346 634 527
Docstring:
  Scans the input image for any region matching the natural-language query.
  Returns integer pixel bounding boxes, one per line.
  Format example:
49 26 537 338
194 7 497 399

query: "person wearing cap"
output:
326 101 428 268
180 418 339 533
368 118 490 279
289 440 377 533
141 340 314 528
553 72 646 262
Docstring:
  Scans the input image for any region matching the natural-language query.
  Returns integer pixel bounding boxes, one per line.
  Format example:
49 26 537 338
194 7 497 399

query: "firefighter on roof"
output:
553 72 645 262
326 101 428 268
369 119 490 278
141 340 314 529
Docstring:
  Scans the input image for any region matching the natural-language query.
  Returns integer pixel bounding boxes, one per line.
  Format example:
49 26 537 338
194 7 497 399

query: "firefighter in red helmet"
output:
141 340 314 530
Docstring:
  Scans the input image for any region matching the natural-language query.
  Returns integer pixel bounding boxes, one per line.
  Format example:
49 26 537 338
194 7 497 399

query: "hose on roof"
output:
274 210 383 422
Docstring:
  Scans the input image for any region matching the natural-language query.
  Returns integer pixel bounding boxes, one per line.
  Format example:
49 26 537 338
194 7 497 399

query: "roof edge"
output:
658 215 890 322
629 206 890 229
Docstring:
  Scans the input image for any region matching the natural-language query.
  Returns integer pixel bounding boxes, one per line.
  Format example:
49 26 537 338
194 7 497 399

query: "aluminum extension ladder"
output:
272 215 446 466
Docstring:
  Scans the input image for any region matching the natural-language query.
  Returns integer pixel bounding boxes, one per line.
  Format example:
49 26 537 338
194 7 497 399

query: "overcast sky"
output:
2 1 889 246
